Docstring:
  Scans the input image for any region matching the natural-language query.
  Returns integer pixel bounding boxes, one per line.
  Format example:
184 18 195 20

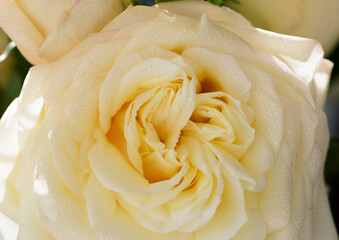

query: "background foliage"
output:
324 43 339 232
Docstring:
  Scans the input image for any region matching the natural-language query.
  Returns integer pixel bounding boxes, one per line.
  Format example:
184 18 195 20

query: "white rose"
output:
227 0 339 55
0 1 336 239
0 0 126 65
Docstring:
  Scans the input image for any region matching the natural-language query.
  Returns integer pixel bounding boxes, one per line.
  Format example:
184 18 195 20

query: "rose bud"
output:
227 0 339 55
0 0 126 64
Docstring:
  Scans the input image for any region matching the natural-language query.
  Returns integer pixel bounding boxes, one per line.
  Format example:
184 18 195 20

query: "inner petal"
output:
182 92 255 160
150 78 195 148
142 150 181 183
107 103 129 161
124 78 196 183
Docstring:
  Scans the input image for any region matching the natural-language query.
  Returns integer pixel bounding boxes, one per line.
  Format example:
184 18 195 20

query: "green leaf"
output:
205 0 239 7
131 0 141 6
132 0 156 6
0 72 23 118
131 0 240 6
0 41 16 63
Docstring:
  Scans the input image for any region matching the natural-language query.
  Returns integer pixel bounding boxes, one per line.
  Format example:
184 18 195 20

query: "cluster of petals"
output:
0 1 337 239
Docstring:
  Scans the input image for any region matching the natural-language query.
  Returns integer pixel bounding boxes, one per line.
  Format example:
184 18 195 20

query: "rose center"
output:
110 79 196 184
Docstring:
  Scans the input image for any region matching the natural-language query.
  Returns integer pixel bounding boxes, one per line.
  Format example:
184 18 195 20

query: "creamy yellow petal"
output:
0 0 125 64
15 0 72 37
40 0 124 62
227 0 302 33
228 0 339 55
0 211 18 240
120 167 197 211
99 46 186 132
89 129 189 195
259 96 303 234
196 172 247 240
17 201 54 240
157 1 252 27
313 59 333 109
182 48 251 102
232 192 267 240
86 173 193 240
0 0 44 64
49 123 83 201
34 148 97 240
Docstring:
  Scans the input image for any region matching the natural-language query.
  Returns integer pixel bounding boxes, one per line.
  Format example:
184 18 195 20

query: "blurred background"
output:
0 27 338 232
324 40 339 233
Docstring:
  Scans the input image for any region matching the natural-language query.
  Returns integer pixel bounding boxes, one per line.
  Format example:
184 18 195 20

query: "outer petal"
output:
0 211 18 240
33 148 98 240
39 0 124 62
288 0 339 54
228 0 339 54
313 59 333 109
86 173 193 240
16 201 54 240
14 0 72 37
196 170 247 240
0 0 125 64
227 0 302 33
0 0 44 64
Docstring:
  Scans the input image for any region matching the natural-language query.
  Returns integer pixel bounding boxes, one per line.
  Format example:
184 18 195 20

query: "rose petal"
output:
196 170 247 240
34 148 97 240
232 192 267 239
86 173 193 240
157 1 252 27
0 0 44 64
16 201 53 240
99 46 186 132
89 128 189 195
313 59 333 109
40 0 124 62
182 48 252 102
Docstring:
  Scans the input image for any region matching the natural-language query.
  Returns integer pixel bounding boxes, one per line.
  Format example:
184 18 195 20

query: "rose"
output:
0 0 127 65
227 0 339 55
0 1 337 239
0 1 336 239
